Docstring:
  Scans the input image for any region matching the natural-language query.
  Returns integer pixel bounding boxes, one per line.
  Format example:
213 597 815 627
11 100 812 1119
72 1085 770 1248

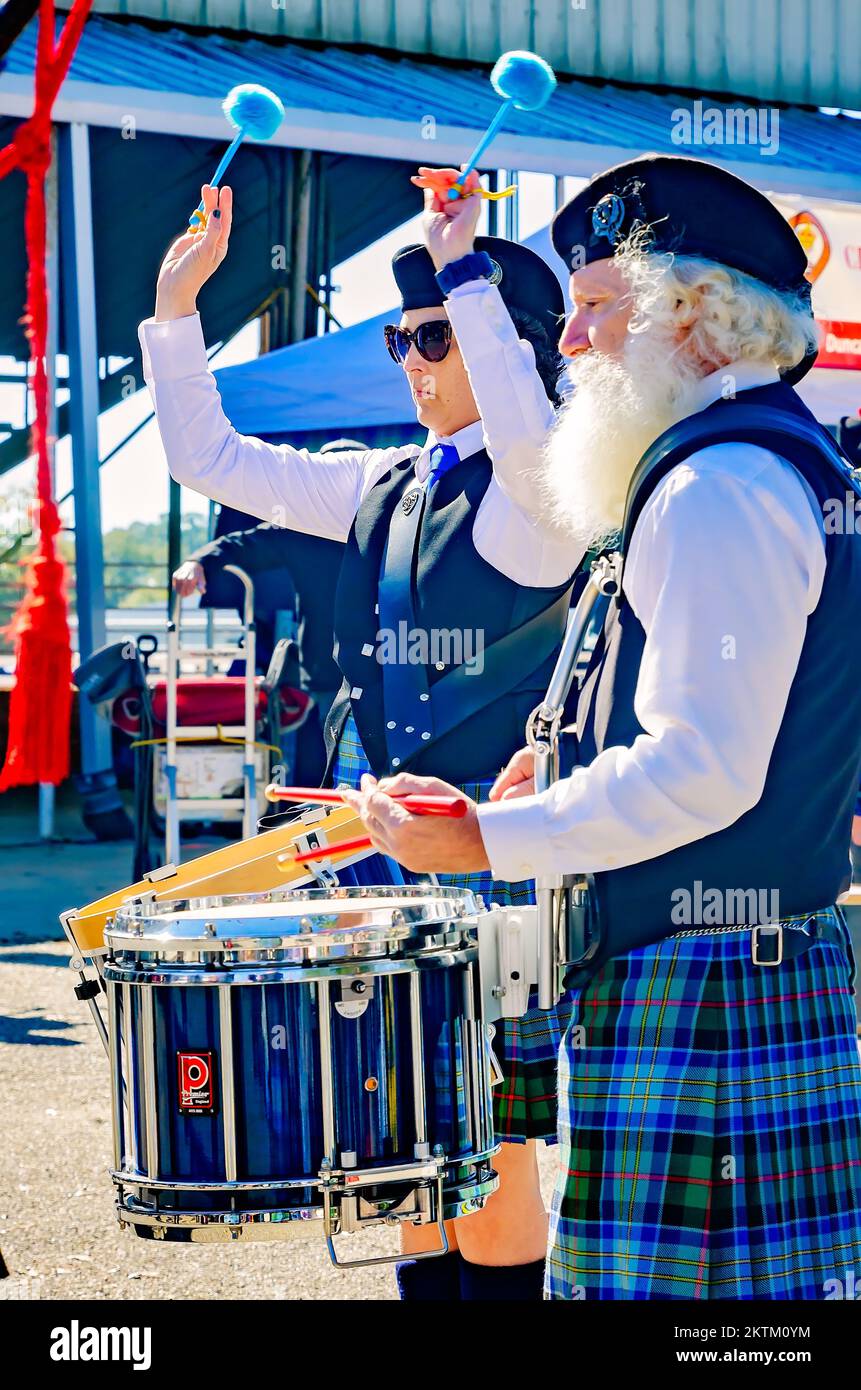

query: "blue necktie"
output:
426 442 460 486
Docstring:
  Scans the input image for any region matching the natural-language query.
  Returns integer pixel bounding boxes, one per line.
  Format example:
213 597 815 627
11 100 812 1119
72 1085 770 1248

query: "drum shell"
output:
104 946 496 1220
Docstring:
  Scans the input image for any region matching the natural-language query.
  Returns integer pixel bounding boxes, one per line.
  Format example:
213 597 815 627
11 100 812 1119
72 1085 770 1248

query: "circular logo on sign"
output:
402 489 422 515
789 210 830 284
592 193 626 243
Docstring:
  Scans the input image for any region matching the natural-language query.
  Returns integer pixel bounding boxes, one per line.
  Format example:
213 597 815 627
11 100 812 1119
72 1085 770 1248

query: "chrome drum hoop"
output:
107 882 482 963
102 943 480 988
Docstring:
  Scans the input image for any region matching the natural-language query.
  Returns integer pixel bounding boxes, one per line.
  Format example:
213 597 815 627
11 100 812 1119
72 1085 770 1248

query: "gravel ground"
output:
0 941 558 1302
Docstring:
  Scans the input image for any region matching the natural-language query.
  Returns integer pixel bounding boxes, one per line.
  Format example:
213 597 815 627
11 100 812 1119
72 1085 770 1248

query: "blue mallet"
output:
448 51 557 201
189 84 286 230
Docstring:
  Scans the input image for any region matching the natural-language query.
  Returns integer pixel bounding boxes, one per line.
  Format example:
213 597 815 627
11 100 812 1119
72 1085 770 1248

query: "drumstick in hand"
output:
282 785 467 866
265 784 467 818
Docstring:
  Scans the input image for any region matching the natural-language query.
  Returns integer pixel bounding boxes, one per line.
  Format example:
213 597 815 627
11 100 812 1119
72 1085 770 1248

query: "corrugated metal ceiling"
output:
66 0 861 110
9 14 861 189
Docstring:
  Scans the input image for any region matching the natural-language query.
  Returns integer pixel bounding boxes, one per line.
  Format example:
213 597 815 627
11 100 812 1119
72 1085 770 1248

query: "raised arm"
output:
141 183 382 542
414 167 578 587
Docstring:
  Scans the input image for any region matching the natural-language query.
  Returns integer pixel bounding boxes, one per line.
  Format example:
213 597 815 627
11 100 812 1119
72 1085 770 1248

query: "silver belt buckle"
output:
751 923 783 966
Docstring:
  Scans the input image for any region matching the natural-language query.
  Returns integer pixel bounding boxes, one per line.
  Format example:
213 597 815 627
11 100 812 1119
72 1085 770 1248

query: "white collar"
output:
687 360 781 414
415 420 485 481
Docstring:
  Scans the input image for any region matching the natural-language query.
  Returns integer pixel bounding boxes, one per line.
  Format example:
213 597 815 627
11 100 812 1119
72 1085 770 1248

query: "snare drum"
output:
103 884 499 1264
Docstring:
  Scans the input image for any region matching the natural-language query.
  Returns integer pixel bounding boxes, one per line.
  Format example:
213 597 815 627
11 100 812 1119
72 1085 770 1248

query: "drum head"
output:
107 883 480 960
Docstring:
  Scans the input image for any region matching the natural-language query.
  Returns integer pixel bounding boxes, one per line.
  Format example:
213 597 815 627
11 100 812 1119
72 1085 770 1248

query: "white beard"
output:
539 332 703 554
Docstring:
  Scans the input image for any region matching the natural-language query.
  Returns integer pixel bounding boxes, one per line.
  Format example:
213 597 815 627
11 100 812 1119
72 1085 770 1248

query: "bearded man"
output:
342 155 861 1300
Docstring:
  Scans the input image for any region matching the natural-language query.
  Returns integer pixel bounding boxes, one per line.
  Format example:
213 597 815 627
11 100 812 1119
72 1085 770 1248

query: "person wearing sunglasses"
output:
140 169 582 1302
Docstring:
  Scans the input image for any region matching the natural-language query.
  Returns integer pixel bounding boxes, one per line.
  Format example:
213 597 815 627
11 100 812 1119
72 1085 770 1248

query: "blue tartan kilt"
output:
546 908 861 1300
332 710 575 1143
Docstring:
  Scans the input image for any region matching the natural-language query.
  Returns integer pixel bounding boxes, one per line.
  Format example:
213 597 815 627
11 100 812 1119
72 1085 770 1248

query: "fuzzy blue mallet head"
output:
445 50 556 200
188 84 286 227
490 50 556 111
223 84 285 141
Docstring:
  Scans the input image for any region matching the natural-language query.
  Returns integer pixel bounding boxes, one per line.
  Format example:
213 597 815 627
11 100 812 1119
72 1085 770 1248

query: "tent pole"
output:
40 130 60 839
504 169 520 241
59 122 112 776
290 149 313 344
167 476 182 617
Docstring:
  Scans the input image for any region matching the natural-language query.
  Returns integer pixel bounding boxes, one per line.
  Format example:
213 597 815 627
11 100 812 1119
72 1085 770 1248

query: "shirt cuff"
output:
444 278 513 347
139 312 209 383
477 793 552 882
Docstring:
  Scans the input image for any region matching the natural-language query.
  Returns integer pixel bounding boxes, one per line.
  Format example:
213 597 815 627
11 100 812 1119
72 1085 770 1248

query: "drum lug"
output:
334 975 374 1019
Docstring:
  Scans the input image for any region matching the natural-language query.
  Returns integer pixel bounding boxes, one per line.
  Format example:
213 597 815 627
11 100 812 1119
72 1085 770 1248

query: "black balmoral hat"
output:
551 154 815 381
392 235 565 339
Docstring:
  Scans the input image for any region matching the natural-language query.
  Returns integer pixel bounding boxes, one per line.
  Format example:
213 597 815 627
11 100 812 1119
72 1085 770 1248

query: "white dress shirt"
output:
477 362 829 882
138 279 577 588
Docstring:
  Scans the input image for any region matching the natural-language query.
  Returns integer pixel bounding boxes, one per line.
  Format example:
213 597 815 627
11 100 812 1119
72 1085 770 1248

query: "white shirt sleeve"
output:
139 314 401 543
445 279 582 587
477 442 827 881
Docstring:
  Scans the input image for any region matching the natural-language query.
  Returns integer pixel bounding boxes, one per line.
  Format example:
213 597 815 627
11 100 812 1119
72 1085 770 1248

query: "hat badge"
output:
592 193 626 243
486 257 503 285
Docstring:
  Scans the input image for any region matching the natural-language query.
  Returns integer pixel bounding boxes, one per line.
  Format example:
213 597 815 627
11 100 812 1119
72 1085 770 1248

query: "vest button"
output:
435 661 445 671
392 757 401 767
421 732 431 741
386 721 396 730
419 693 429 702
405 725 414 734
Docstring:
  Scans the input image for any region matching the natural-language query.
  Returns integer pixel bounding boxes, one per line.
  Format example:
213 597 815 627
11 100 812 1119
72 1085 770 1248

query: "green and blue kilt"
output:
332 710 575 1143
546 908 861 1299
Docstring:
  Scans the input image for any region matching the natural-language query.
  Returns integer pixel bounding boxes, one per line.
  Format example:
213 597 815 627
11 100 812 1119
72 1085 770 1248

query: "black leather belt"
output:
668 910 845 966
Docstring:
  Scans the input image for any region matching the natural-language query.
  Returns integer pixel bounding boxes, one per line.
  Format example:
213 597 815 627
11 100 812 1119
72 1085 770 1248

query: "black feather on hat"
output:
551 154 816 382
391 235 565 340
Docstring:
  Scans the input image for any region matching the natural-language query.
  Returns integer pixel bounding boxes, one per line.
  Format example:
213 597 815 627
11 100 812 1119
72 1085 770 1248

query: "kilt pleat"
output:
332 710 575 1142
546 911 861 1299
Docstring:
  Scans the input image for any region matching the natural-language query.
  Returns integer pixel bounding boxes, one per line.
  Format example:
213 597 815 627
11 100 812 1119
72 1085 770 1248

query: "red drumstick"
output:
293 834 373 866
265 784 467 818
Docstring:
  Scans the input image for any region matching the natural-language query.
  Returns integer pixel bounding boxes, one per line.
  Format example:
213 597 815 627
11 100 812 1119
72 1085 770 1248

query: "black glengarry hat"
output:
392 235 565 339
551 154 816 381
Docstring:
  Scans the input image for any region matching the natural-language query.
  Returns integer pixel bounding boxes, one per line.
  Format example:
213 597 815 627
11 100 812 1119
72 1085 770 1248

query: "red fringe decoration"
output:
0 0 93 791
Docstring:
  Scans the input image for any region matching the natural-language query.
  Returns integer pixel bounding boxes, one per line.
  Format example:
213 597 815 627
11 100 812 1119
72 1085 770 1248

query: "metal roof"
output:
5 15 861 199
71 0 861 110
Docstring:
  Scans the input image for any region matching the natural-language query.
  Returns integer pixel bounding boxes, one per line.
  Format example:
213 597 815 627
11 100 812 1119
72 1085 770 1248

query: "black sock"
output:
459 1258 546 1301
395 1250 463 1301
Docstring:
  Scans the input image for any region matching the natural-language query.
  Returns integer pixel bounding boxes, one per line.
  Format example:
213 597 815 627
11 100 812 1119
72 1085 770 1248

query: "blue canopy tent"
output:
213 226 569 449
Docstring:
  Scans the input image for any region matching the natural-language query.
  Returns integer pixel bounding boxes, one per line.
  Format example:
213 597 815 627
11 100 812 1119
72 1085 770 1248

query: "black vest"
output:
572 382 861 973
324 445 574 782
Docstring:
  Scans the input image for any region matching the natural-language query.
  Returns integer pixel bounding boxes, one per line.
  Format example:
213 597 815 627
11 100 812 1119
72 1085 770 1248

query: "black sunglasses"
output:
384 320 453 365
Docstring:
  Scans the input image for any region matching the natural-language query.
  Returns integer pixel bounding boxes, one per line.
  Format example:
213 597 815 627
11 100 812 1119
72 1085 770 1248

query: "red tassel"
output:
0 554 72 790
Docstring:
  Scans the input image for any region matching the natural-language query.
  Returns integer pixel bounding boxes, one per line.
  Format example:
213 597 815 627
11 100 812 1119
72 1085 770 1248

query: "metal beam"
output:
167 476 181 617
4 78 861 203
290 149 313 344
58 121 111 772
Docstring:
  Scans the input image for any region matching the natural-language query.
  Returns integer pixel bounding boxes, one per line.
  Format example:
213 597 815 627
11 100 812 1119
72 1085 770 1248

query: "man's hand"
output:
155 184 234 322
489 747 536 801
340 771 491 875
172 560 206 597
412 167 482 271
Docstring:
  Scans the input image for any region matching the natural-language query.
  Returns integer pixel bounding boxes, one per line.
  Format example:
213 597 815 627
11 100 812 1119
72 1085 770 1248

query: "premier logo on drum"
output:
50 1321 152 1371
177 1050 216 1114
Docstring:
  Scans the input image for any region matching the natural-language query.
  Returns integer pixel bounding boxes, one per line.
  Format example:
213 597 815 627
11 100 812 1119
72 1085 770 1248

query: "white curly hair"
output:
614 235 819 376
